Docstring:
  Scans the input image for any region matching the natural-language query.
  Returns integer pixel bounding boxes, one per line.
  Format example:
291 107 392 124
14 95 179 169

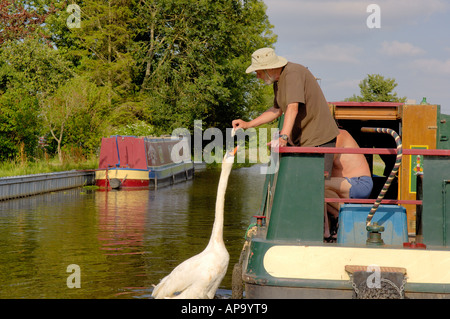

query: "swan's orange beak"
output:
229 146 239 156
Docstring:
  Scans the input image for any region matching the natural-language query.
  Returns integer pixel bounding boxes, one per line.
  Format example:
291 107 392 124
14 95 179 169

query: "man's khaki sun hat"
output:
246 48 288 73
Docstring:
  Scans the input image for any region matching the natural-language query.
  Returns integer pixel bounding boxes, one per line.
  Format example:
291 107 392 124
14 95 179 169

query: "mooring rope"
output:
361 127 403 227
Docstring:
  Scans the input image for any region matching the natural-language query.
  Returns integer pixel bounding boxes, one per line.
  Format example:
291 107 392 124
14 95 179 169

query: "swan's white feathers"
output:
151 149 236 299
152 246 229 299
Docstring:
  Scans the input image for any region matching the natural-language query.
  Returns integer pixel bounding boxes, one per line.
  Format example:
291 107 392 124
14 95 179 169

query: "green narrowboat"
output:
233 101 450 299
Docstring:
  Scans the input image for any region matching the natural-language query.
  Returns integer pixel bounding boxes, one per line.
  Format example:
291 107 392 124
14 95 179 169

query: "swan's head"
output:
223 146 238 164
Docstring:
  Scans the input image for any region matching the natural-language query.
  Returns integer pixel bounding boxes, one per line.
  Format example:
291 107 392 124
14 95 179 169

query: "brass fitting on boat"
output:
366 222 385 246
253 215 266 227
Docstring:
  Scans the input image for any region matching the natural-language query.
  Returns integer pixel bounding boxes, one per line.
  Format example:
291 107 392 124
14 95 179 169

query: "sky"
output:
262 0 450 114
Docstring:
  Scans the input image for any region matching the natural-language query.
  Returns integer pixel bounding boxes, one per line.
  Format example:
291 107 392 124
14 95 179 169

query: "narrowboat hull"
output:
241 239 450 299
95 168 150 188
95 163 194 189
234 102 450 299
95 135 194 189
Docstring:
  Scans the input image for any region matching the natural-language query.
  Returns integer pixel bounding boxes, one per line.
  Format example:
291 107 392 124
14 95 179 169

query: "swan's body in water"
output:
151 147 237 299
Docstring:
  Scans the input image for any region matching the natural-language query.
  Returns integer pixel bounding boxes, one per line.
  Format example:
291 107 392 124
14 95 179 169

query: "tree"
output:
0 87 40 161
40 76 110 163
0 0 55 45
46 0 137 104
3 1 131 161
133 0 276 134
345 74 407 103
0 0 277 163
0 37 72 161
40 0 276 135
0 37 72 96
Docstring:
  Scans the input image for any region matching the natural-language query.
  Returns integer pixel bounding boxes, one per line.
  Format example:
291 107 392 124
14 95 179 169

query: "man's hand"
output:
267 137 288 149
232 119 249 130
232 107 282 132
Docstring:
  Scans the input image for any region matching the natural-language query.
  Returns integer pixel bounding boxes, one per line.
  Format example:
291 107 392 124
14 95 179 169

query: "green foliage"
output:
0 0 276 166
0 88 41 160
0 37 72 96
41 76 111 161
133 0 276 133
0 37 71 161
346 74 407 103
0 155 98 177
113 120 155 136
72 0 137 102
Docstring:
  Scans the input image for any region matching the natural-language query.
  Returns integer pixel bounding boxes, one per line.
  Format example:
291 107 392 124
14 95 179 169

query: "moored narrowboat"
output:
233 101 450 299
95 135 194 189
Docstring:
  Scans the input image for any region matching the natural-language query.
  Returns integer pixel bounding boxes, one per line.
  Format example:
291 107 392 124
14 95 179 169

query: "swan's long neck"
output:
208 156 233 247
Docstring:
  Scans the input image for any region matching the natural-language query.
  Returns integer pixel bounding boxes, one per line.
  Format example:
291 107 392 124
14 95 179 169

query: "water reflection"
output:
97 190 147 256
0 165 265 298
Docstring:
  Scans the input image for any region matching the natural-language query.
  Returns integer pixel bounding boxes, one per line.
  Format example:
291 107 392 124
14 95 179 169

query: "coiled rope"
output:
361 127 403 227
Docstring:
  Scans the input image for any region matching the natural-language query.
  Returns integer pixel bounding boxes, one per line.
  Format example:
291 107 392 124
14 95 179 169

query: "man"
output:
324 129 373 239
232 48 339 178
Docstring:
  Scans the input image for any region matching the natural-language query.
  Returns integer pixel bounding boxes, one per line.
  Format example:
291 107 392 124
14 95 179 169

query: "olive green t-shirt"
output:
273 62 339 147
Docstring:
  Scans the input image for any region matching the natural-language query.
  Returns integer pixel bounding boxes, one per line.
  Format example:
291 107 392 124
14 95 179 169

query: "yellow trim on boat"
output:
263 245 450 284
95 169 149 181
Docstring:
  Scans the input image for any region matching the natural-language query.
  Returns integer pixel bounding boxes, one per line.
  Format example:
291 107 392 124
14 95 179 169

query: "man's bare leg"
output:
325 177 352 216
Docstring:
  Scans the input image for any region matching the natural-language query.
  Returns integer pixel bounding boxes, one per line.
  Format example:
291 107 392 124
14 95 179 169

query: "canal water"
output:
0 164 265 299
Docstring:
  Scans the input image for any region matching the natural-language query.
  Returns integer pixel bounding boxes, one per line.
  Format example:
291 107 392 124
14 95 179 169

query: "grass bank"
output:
0 156 98 178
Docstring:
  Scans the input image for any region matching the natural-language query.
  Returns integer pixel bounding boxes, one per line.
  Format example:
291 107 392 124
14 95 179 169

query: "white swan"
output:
151 146 237 299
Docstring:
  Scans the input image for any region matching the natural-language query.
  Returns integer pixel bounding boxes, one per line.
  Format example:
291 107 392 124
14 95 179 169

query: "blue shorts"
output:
345 176 373 199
